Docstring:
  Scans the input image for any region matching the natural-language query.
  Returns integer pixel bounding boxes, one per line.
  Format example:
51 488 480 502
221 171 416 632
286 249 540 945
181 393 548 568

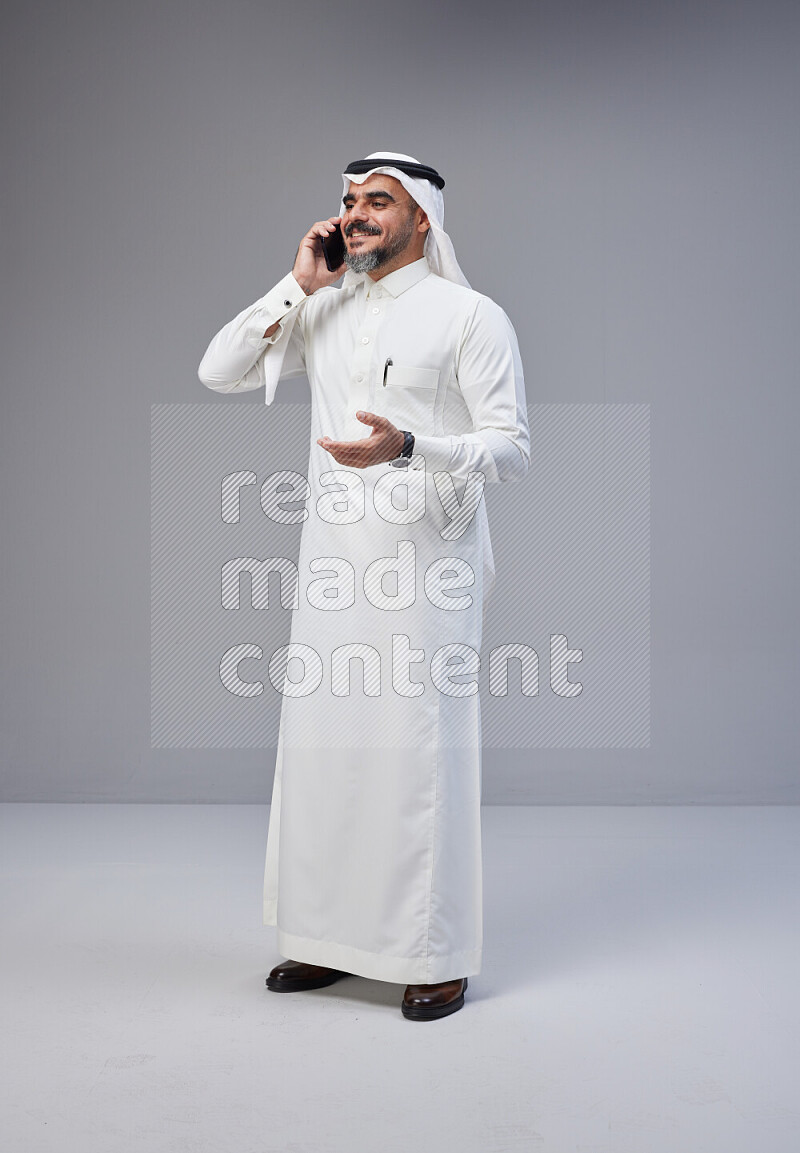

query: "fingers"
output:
318 436 363 454
317 435 372 467
305 217 342 241
355 410 388 428
316 418 398 467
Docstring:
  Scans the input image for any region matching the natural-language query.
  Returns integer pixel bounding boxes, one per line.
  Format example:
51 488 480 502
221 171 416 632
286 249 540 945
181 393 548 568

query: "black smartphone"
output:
320 223 346 272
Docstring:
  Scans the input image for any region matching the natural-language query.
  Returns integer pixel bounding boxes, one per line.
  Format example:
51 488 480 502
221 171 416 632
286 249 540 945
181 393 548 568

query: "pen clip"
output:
382 357 393 387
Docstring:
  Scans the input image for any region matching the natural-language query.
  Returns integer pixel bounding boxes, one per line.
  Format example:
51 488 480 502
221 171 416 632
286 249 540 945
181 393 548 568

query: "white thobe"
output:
199 256 529 983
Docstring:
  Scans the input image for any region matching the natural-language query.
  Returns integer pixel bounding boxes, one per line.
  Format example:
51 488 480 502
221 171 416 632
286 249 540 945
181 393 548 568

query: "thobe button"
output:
355 373 364 382
361 336 370 345
283 299 292 307
372 307 380 314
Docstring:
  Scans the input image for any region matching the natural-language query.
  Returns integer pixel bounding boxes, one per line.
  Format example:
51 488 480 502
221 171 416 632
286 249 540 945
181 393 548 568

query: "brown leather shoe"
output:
401 977 468 1020
266 959 350 992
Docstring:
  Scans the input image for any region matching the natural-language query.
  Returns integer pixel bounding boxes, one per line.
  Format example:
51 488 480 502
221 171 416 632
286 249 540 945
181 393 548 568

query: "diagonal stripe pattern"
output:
151 403 649 749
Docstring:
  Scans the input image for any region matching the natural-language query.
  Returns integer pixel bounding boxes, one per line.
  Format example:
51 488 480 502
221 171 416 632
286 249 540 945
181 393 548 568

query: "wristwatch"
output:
391 429 415 466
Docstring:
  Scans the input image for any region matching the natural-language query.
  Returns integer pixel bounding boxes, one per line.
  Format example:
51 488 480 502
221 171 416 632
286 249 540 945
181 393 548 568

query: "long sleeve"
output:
197 272 308 395
409 295 530 484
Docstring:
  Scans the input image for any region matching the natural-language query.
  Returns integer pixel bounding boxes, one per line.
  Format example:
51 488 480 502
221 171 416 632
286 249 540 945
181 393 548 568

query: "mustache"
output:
344 222 382 237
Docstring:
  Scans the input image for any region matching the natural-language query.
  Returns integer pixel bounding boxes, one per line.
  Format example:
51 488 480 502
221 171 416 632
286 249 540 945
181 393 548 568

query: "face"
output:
341 173 429 275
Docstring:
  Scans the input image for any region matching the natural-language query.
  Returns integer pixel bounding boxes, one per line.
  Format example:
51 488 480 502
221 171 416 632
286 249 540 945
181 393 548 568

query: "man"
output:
198 152 529 1020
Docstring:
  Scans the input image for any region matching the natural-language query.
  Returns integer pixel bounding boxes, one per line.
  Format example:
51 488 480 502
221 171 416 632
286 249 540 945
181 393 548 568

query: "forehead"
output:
344 172 406 200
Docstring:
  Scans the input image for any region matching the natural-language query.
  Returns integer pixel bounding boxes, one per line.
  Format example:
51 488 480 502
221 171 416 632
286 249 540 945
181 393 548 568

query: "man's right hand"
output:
292 217 346 296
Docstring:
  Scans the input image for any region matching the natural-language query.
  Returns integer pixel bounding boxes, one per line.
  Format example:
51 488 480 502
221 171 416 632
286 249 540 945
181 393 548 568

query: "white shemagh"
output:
264 151 469 402
339 150 471 291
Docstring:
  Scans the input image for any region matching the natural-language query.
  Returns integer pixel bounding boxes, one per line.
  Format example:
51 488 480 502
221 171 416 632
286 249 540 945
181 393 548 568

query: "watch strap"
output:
398 430 415 458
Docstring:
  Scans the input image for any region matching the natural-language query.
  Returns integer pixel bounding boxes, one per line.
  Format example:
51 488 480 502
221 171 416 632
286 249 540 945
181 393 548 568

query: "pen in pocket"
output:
382 358 393 387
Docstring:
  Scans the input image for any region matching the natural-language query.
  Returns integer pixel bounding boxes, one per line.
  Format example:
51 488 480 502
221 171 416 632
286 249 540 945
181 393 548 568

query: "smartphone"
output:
320 223 346 272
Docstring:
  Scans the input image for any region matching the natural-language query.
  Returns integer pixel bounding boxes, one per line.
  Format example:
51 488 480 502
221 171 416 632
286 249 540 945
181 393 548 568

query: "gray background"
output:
1 0 797 802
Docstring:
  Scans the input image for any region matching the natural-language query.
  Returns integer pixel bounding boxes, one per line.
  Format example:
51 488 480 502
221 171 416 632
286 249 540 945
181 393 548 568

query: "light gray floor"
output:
2 803 799 1152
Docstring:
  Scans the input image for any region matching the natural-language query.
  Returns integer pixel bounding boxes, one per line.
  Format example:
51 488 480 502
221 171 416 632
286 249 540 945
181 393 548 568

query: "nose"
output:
346 199 370 223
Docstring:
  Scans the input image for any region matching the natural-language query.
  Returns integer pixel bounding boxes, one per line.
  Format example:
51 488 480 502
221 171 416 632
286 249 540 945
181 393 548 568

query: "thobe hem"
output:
263 903 482 984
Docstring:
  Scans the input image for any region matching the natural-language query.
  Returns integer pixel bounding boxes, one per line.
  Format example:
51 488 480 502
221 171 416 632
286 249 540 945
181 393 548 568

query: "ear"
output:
418 209 431 234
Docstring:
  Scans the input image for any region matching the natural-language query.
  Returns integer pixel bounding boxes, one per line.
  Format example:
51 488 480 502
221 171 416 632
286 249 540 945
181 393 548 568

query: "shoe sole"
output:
401 978 468 1021
266 970 349 992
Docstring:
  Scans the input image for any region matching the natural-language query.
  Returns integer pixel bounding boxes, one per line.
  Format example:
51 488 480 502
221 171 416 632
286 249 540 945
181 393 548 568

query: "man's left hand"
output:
317 411 405 467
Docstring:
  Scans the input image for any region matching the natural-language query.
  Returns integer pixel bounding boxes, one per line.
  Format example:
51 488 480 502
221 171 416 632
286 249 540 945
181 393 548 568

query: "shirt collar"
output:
364 256 430 299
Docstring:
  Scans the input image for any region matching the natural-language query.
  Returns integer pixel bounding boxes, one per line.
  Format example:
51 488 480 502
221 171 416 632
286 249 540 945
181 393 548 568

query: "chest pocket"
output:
380 364 440 432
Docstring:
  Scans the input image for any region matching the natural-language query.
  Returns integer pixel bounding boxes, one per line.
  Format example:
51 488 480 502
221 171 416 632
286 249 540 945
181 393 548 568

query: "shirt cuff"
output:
407 434 454 473
244 272 308 347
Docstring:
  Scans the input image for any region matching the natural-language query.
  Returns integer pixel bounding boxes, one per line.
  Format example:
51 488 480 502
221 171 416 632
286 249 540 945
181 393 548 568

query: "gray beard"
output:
343 214 416 274
343 247 382 273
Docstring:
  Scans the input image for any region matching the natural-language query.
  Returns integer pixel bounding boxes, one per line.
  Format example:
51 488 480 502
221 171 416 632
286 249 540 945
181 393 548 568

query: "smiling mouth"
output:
346 227 381 240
